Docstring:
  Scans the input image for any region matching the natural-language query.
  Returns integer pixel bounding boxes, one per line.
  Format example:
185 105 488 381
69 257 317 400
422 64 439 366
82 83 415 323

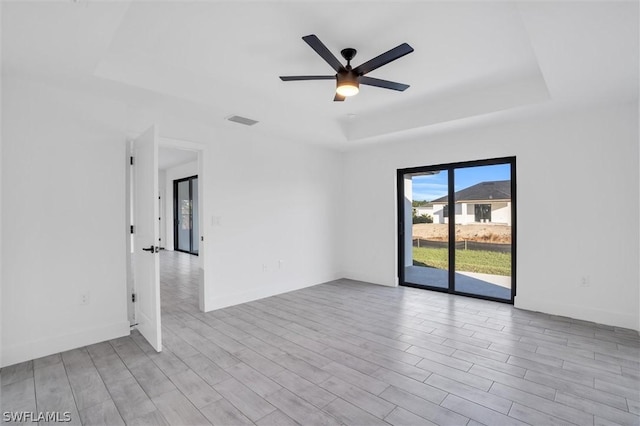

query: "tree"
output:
412 209 433 224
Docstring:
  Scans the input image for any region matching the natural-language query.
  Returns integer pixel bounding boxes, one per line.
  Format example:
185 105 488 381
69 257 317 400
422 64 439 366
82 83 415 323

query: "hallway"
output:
160 250 201 312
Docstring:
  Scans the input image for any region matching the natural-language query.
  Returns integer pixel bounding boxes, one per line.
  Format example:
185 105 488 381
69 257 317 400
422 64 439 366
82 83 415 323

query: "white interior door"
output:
133 126 162 351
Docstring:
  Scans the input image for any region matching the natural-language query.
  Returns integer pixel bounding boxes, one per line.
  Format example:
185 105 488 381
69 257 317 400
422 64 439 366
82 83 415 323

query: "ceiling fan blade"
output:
302 34 344 73
280 76 335 81
353 43 414 76
334 93 345 102
360 76 409 91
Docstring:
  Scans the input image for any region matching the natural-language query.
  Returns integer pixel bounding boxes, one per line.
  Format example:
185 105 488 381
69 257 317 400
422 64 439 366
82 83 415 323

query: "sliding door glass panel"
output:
176 179 191 252
192 178 199 255
453 164 512 300
403 170 449 289
398 157 516 303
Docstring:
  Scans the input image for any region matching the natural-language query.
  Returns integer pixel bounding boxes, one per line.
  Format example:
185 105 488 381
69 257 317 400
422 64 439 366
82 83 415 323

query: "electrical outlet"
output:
80 293 90 305
262 264 268 272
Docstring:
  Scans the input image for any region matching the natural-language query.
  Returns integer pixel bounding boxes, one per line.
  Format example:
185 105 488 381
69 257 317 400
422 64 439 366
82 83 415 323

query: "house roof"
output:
432 180 511 203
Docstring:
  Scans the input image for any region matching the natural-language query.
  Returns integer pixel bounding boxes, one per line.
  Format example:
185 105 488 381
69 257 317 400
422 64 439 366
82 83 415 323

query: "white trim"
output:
126 141 135 325
341 271 397 288
206 277 342 312
158 137 205 151
1 321 130 368
514 296 639 332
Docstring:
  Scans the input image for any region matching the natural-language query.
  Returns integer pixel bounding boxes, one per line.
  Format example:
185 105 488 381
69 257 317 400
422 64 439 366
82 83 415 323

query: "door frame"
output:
126 135 210 328
173 175 199 255
158 137 208 312
397 156 517 304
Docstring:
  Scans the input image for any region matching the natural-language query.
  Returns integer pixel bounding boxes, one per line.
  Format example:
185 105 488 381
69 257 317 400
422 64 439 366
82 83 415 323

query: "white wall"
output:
163 160 198 251
460 203 473 224
432 204 445 224
1 77 130 366
3 81 635 369
342 102 639 331
203 125 344 311
492 202 511 225
1 76 345 366
414 206 433 217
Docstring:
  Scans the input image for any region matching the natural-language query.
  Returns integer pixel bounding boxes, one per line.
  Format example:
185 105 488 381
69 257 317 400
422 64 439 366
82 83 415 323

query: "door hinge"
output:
130 156 134 165
130 225 134 234
132 293 137 303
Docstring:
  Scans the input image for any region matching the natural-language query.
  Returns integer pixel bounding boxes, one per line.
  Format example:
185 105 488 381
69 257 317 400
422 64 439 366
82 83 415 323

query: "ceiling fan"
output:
280 34 414 101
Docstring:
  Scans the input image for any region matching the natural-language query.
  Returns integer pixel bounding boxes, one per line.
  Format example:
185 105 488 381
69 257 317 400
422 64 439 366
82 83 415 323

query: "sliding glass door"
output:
397 158 516 303
401 168 450 290
173 175 199 255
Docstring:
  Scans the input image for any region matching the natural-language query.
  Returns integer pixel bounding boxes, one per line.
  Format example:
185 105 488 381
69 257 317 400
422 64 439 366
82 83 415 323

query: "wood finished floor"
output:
2 251 639 425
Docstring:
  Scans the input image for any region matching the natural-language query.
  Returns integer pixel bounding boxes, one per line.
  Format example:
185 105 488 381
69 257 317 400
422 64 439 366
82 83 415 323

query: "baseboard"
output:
206 288 284 312
515 295 639 332
1 321 130 368
205 276 341 312
341 271 397 287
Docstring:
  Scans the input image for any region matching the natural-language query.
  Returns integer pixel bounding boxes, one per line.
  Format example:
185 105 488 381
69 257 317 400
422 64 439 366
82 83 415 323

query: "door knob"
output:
142 245 156 253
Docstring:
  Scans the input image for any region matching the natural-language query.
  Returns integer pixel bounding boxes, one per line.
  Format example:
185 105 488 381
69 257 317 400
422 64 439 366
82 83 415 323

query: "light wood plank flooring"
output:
2 251 639 425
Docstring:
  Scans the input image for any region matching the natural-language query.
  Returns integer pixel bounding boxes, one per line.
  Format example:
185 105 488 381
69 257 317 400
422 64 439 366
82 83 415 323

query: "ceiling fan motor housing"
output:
337 69 359 87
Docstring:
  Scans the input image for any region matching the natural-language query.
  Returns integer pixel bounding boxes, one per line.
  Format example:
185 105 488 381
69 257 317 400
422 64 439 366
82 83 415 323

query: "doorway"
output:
173 175 199 255
127 134 208 348
397 157 516 303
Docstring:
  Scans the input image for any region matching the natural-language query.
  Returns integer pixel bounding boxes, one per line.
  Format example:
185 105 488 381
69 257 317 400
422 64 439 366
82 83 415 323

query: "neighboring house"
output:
431 180 512 225
413 203 434 217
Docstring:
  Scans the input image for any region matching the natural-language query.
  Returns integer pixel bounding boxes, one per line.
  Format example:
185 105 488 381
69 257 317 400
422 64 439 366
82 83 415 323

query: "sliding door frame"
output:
173 175 199 255
397 156 517 304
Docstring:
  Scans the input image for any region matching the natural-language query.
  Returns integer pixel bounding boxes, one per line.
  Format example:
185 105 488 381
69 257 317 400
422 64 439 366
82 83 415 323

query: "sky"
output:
410 163 511 202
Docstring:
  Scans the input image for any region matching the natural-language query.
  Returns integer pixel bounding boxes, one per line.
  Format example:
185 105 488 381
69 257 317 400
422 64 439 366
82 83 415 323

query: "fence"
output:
412 238 511 253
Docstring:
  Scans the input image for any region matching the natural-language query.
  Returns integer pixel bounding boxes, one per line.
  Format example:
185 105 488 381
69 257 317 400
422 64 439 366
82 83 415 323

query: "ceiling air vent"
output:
226 115 259 126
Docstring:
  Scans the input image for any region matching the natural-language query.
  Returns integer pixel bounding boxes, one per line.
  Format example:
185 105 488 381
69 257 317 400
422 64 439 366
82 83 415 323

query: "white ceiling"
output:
158 146 198 171
2 1 637 149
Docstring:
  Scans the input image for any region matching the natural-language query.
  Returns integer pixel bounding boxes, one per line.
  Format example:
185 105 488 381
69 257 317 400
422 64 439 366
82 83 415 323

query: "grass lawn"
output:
413 246 511 276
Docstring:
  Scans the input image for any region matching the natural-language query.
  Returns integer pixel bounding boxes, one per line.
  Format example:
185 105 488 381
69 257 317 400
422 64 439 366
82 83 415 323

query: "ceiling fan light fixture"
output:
336 73 359 97
280 35 413 101
336 82 359 97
